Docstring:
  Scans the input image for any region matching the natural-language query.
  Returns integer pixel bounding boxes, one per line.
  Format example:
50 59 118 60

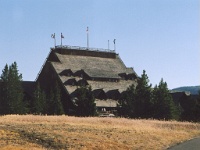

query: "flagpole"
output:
54 33 56 47
51 33 56 47
108 40 110 50
61 33 62 47
87 27 89 49
114 39 116 51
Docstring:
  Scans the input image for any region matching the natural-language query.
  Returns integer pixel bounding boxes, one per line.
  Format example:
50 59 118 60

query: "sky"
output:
0 0 199 89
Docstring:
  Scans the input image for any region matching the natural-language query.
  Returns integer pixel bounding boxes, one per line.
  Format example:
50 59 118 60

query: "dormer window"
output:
59 69 73 77
64 78 77 86
78 79 89 86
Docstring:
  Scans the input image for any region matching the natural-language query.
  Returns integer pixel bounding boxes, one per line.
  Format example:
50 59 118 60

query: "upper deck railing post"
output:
55 45 115 53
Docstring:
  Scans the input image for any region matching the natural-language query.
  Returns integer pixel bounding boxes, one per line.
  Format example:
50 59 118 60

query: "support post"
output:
108 40 110 50
61 33 64 47
51 33 56 47
87 27 89 49
113 39 116 51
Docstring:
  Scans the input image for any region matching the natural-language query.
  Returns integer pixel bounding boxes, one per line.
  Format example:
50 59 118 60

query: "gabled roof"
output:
45 47 138 102
49 48 138 79
54 52 132 76
87 80 136 93
84 69 120 79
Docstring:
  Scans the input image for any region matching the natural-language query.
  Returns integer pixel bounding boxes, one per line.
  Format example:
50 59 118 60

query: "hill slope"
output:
172 86 200 95
0 115 200 150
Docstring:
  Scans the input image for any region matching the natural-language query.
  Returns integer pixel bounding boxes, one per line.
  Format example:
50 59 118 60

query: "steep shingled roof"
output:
54 52 132 75
87 80 136 93
48 47 138 101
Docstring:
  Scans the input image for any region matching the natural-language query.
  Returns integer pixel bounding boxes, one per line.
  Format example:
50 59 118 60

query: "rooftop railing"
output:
54 45 115 53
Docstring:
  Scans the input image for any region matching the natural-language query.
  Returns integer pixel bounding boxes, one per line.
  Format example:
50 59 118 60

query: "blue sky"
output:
0 0 199 89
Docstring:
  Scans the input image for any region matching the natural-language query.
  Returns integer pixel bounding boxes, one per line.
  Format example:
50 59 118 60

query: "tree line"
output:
0 62 72 115
120 70 179 120
120 70 200 121
0 62 95 116
0 62 199 122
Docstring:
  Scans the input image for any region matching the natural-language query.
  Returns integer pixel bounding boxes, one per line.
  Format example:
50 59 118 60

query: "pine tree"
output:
32 83 46 114
134 70 152 118
120 84 136 117
75 86 96 117
53 82 64 115
0 64 9 114
47 82 64 115
47 89 55 115
152 79 179 120
121 70 152 118
0 62 25 114
7 62 24 114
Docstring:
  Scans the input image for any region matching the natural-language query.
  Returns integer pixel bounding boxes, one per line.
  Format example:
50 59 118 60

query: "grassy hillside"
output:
172 86 200 95
0 115 200 150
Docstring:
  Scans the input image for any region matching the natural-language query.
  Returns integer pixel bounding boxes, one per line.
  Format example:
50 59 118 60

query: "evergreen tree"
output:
121 70 152 118
53 82 64 115
47 89 55 115
134 70 152 118
75 86 96 117
120 84 136 117
0 64 9 114
47 82 64 115
32 83 46 114
7 62 24 114
0 62 25 114
152 79 179 120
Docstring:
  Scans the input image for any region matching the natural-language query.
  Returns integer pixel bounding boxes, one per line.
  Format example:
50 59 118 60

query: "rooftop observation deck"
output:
52 45 115 53
51 45 117 58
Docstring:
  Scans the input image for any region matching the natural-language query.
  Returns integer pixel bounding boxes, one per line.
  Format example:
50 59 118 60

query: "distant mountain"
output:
172 86 200 95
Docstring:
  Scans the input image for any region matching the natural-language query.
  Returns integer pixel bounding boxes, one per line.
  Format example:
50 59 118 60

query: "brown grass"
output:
0 115 199 150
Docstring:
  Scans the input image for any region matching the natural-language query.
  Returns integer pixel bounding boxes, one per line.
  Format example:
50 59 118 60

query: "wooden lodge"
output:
36 45 138 115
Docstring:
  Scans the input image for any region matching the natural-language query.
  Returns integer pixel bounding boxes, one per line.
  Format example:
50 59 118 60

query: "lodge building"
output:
36 45 138 115
0 45 193 116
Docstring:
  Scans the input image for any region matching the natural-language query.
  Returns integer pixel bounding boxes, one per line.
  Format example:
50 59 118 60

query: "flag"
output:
61 33 64 38
51 33 55 39
113 39 116 44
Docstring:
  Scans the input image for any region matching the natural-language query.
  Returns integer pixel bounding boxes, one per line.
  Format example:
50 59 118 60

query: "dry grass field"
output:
0 115 200 150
